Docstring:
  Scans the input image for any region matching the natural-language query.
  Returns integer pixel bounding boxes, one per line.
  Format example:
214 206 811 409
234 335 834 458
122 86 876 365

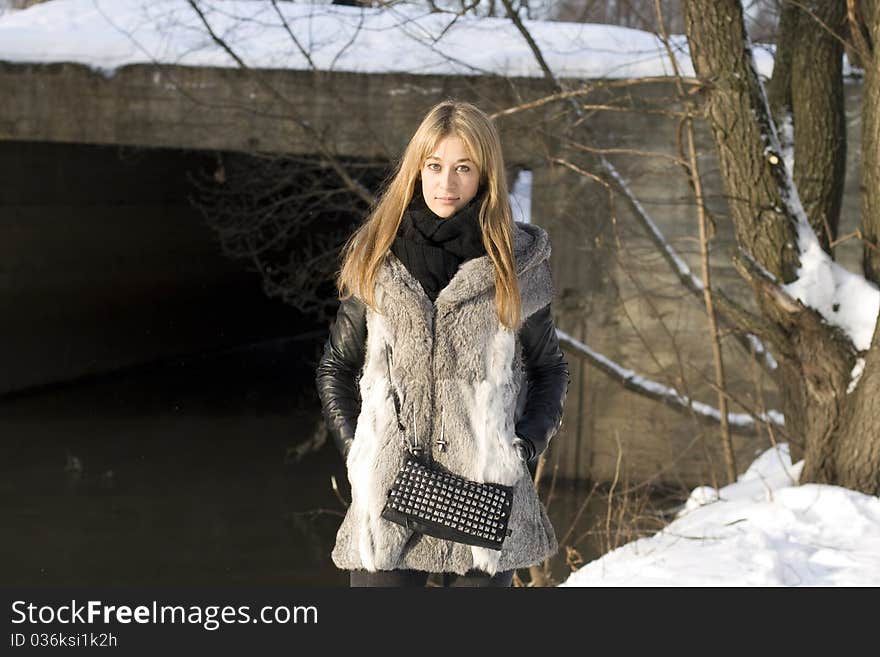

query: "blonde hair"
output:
337 100 522 329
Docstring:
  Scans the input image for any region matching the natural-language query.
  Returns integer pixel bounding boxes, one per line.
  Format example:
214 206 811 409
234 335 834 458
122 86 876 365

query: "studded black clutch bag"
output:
381 455 514 550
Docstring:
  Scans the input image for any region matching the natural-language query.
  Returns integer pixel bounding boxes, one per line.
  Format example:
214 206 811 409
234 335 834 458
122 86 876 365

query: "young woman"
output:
315 100 569 588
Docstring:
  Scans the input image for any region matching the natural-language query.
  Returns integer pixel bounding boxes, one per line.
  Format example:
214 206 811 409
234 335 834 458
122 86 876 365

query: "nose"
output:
441 167 456 191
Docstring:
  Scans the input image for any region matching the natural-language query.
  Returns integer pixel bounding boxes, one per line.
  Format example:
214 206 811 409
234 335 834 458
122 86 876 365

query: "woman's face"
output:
420 134 481 218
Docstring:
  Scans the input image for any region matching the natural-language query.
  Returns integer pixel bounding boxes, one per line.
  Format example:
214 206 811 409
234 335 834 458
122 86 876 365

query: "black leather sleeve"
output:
315 296 368 459
514 303 570 462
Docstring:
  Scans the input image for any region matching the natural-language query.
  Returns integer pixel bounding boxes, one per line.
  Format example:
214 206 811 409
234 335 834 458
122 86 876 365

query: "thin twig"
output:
558 480 601 548
846 0 872 65
566 139 690 167
604 431 624 554
269 0 317 70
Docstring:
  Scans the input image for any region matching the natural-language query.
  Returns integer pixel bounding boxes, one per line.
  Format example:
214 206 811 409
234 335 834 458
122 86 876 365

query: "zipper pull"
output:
410 406 422 456
435 423 448 452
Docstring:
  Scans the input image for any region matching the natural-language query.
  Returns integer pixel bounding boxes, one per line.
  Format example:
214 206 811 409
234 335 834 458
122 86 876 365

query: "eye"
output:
456 165 471 173
426 163 440 171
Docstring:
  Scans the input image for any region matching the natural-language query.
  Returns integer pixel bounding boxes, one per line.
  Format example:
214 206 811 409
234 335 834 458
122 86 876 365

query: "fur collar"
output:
376 221 550 309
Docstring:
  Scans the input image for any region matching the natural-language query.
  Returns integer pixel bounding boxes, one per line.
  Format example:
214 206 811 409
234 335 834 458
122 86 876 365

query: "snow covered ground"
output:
561 444 880 587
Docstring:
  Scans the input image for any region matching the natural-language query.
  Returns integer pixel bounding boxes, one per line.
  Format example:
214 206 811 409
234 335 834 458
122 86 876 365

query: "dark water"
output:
0 340 667 587
0 340 350 587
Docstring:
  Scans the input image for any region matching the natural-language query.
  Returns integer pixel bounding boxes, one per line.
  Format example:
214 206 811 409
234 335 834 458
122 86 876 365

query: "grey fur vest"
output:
331 221 558 575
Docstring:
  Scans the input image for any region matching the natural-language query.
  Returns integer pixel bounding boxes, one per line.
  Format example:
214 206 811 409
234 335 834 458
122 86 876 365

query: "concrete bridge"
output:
1 52 867 486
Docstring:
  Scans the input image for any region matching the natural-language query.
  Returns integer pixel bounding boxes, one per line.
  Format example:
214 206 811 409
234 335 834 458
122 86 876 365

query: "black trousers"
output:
349 568 514 588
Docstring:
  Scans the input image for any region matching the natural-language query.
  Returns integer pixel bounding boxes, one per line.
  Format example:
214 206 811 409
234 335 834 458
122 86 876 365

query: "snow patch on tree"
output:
743 33 880 352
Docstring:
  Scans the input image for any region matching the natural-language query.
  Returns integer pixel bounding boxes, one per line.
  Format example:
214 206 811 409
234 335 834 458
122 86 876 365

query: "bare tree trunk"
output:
834 0 880 493
684 0 880 495
682 0 801 284
790 0 847 251
752 0 846 257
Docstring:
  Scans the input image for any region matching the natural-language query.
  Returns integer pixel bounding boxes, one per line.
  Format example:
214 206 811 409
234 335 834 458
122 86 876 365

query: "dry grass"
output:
517 433 690 587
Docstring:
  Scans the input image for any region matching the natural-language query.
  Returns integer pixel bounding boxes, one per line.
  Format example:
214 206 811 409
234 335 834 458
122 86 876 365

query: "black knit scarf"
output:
391 187 486 302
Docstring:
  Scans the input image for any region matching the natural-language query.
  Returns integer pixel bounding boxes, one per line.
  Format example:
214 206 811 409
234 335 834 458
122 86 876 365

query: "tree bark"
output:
835 327 880 492
862 0 880 285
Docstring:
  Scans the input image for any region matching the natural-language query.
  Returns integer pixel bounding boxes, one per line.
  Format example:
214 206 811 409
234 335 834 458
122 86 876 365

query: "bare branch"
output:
549 157 610 188
556 329 785 435
499 0 556 81
489 77 702 121
185 0 375 206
